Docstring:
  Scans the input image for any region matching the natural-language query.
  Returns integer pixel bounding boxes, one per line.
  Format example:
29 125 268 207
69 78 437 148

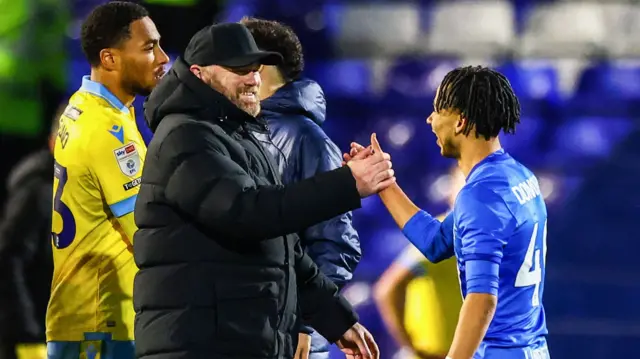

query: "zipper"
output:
245 127 290 354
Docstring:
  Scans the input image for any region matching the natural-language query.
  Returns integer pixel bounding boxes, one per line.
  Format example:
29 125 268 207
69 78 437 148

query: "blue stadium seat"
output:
576 61 640 99
305 60 372 97
496 60 561 103
501 116 545 165
384 56 459 99
566 61 640 117
379 57 459 116
547 117 633 166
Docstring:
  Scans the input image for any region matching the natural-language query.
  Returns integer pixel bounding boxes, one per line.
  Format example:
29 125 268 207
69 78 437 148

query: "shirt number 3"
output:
515 220 548 307
51 161 77 249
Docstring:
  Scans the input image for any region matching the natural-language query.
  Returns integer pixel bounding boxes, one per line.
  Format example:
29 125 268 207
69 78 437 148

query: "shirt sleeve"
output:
455 186 515 265
88 129 143 221
465 259 500 296
402 211 455 263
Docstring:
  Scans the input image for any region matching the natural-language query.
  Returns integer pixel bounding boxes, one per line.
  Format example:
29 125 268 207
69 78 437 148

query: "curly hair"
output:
436 65 521 140
81 1 149 67
240 17 304 81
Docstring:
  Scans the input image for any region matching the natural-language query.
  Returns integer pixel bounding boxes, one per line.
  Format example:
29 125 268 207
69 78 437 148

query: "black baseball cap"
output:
184 23 283 68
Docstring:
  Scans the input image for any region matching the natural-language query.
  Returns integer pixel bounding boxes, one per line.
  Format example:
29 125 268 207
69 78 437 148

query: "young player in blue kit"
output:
346 66 550 359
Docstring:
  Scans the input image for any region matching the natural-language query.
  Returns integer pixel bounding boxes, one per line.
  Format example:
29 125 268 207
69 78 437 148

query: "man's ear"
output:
99 49 118 71
189 65 202 79
454 115 467 135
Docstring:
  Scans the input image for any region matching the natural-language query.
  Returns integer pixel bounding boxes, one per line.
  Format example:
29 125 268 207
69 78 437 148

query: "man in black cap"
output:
133 23 391 359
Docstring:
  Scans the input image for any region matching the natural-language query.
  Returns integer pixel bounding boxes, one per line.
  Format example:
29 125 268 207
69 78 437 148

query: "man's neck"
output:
458 138 502 178
258 66 287 100
90 70 135 108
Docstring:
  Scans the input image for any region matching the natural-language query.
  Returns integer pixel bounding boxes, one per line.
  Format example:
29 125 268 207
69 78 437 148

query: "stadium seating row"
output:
327 1 640 58
222 0 640 57
306 58 640 101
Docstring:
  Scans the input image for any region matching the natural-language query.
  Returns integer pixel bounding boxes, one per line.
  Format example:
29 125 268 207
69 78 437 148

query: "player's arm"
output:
446 187 513 359
354 135 454 262
162 122 361 242
373 246 426 355
89 131 143 244
382 184 454 263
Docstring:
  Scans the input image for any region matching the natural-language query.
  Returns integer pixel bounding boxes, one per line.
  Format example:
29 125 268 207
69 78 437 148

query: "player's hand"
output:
336 322 380 359
342 142 370 165
346 133 395 197
370 132 385 156
294 333 311 359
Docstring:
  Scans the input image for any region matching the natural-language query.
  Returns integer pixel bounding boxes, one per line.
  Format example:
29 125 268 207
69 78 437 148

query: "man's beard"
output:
208 75 260 117
233 97 260 117
223 87 260 117
125 78 152 97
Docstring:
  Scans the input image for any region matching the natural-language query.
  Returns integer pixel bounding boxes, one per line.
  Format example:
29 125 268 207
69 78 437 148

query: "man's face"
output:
198 63 262 116
427 86 464 159
117 17 169 96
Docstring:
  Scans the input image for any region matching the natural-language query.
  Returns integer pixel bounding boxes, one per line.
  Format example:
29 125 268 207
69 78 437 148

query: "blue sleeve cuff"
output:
465 259 500 296
110 195 137 218
402 210 447 263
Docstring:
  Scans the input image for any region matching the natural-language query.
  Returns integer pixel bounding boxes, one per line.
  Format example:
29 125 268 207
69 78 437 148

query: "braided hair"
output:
435 66 521 140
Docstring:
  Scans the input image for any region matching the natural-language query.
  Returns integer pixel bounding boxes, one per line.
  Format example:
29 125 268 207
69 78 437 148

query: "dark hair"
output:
81 1 149 67
435 66 520 140
240 17 304 81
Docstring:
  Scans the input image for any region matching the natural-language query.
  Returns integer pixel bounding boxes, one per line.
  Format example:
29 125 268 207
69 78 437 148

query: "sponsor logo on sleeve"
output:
123 177 142 191
114 143 141 177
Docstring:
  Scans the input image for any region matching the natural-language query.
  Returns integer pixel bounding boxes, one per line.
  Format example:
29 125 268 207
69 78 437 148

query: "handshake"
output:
343 133 396 198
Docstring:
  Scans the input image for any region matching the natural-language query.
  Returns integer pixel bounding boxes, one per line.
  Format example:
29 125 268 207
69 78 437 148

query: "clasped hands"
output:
342 133 394 196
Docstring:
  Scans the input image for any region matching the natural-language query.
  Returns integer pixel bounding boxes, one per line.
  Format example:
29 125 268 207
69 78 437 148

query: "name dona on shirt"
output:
511 176 541 205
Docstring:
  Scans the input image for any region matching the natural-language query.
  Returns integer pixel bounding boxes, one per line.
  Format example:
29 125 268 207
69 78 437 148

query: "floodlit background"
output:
1 0 639 358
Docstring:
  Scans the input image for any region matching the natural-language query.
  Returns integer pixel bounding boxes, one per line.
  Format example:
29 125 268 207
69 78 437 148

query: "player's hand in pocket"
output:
294 333 311 359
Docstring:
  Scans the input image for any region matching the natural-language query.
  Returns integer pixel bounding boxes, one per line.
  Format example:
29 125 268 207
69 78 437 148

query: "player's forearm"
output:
379 182 421 229
447 293 497 359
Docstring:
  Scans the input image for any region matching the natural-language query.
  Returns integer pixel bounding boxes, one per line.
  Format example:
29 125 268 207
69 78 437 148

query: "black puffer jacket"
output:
133 57 363 359
0 149 53 358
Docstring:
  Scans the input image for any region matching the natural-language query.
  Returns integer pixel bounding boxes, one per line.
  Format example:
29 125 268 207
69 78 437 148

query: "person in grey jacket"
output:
241 17 361 359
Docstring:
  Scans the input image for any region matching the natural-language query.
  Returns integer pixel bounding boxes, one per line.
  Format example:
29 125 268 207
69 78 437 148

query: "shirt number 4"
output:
515 220 548 307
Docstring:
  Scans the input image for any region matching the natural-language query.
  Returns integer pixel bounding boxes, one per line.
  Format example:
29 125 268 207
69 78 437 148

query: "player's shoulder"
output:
62 91 128 137
456 183 503 212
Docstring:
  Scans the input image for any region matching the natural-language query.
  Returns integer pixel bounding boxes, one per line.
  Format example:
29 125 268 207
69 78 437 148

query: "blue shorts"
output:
47 333 134 359
475 338 550 359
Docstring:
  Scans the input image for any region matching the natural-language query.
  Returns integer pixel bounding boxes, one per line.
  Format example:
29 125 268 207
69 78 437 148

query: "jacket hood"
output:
260 78 326 126
144 57 257 132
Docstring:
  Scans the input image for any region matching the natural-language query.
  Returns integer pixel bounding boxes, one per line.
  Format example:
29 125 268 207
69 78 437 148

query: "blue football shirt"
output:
402 149 548 351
